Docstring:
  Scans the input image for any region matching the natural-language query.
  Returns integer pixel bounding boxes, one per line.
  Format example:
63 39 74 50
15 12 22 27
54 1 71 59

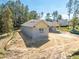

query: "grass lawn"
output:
71 55 79 59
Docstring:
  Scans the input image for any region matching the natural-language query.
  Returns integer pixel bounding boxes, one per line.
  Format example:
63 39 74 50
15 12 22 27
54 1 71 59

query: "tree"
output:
29 10 38 19
66 0 73 20
73 0 79 17
0 0 39 33
71 17 78 30
45 13 52 21
0 15 3 34
57 15 62 20
0 4 4 34
41 12 44 18
24 5 29 21
66 0 79 18
52 11 58 20
2 6 13 33
4 0 29 27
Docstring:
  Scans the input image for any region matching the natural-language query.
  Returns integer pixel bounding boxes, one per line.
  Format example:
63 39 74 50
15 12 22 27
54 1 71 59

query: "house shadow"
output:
19 31 49 48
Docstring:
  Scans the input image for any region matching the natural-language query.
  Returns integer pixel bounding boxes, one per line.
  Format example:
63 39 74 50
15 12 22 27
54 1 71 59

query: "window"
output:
39 28 44 33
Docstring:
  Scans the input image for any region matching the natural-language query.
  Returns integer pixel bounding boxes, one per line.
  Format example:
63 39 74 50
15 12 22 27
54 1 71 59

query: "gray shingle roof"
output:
21 19 48 27
22 19 59 27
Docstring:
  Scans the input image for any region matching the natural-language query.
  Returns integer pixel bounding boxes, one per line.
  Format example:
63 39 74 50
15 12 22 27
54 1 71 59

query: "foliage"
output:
73 0 79 17
57 15 62 20
59 26 70 32
5 0 29 27
41 12 44 18
67 0 79 18
2 6 13 33
71 17 78 30
66 0 79 29
28 10 38 20
0 4 4 34
52 11 58 20
45 13 52 21
66 0 73 20
0 15 3 34
0 0 38 34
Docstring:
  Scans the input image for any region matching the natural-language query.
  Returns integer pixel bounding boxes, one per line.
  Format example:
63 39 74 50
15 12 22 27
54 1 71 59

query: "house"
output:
58 19 69 26
21 19 49 40
69 21 73 26
45 20 59 32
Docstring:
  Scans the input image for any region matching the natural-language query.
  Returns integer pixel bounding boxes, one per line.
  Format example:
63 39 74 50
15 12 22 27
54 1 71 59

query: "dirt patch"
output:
2 31 79 59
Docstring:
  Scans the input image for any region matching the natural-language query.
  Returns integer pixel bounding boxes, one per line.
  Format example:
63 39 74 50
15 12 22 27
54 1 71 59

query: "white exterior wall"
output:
32 28 49 39
21 26 32 38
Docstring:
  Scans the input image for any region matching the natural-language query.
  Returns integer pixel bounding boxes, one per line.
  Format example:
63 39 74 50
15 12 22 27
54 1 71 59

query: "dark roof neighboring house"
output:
21 19 48 27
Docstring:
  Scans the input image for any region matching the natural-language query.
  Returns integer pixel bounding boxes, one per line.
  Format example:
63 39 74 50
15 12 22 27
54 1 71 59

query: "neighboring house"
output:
45 20 59 32
69 21 73 26
58 19 69 26
21 20 49 40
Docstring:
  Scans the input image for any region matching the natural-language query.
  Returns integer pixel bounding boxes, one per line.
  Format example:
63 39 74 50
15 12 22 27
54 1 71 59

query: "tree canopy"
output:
0 0 38 34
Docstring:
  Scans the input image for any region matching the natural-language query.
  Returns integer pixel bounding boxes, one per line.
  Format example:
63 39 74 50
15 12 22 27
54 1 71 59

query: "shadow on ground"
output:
19 31 49 48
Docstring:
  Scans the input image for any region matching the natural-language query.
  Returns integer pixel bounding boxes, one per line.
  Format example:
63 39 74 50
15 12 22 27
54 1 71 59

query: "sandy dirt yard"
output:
2 31 79 59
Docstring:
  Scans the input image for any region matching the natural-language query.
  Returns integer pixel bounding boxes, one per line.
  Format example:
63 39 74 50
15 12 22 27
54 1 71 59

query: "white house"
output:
21 19 49 40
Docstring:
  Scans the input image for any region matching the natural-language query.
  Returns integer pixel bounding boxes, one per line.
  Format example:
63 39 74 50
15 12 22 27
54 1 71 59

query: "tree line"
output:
66 0 79 30
0 0 38 34
45 11 62 22
0 0 79 35
0 0 63 35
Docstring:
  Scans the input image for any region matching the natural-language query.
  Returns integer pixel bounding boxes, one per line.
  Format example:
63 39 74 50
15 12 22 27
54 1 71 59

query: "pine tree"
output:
2 6 13 33
0 4 4 34
29 10 38 20
66 0 73 20
45 13 52 22
52 11 58 21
